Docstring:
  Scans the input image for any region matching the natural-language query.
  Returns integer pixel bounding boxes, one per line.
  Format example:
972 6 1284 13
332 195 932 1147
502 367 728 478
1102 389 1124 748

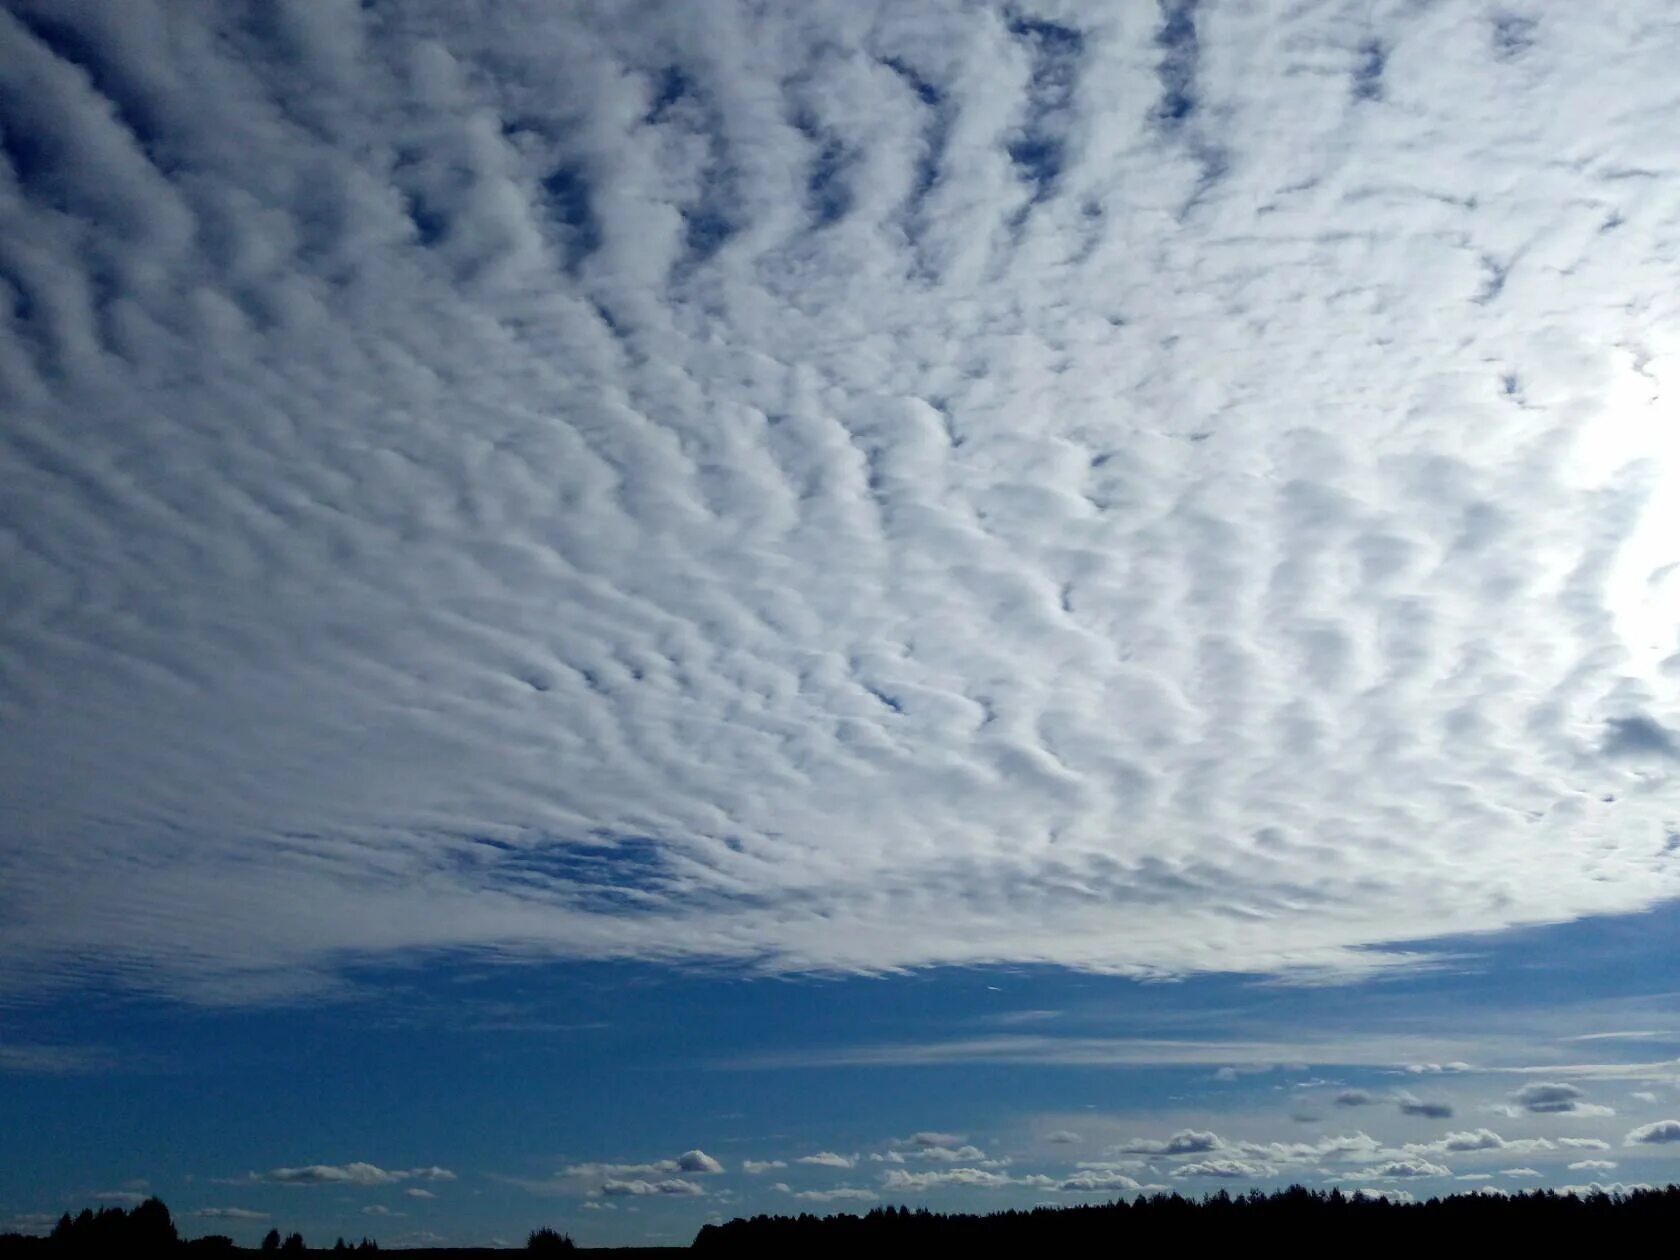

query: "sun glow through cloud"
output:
1579 343 1680 682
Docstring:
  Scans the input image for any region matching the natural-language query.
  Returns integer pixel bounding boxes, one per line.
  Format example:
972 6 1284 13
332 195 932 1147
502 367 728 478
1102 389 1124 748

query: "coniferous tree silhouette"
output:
527 1225 576 1251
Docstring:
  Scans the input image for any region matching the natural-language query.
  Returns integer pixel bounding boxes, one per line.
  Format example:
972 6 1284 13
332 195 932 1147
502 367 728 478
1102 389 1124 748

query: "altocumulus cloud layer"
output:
2 0 1680 1000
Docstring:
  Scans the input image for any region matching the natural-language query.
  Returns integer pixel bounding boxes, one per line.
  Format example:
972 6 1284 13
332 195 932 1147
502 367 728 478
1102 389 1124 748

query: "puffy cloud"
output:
1498 1168 1541 1178
676 1150 725 1174
601 1178 703 1197
253 1163 455 1187
1624 1120 1680 1145
1558 1139 1612 1151
796 1152 856 1169
1174 1159 1276 1180
881 1168 1014 1191
1058 1171 1143 1193
1234 1133 1383 1166
1506 1083 1614 1117
1568 1160 1618 1171
742 1160 787 1175
1342 1160 1451 1180
1404 1129 1555 1157
1117 1130 1222 1156
4 0 1680 1003
403 1189 436 1199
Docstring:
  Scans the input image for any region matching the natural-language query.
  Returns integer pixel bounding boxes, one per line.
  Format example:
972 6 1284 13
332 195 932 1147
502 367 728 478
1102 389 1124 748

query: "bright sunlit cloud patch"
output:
1575 343 1680 682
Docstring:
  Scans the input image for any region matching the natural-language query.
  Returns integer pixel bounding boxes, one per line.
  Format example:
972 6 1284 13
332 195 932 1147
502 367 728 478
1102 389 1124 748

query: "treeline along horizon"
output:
8 1184 1680 1253
693 1182 1680 1254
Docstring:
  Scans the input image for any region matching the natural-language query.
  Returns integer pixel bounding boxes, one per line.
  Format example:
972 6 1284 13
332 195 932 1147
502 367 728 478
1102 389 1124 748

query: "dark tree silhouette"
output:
261 1227 282 1251
527 1225 577 1251
694 1183 1680 1255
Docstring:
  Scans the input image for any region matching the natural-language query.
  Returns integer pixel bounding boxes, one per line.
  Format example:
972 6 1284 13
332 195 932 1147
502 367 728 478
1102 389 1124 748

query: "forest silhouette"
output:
694 1183 1680 1253
7 1185 1680 1253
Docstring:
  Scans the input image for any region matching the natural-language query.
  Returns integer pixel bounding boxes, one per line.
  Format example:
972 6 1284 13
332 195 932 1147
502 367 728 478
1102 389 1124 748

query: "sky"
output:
2 0 1680 1248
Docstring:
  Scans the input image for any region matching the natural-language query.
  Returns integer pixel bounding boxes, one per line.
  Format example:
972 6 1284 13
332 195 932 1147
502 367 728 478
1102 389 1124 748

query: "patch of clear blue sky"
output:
5 903 1680 1244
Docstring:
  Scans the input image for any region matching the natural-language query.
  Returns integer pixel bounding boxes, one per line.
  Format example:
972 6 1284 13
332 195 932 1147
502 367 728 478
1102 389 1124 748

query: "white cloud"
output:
559 1151 721 1182
1404 1129 1556 1157
1116 1130 1222 1156
1568 1160 1618 1171
796 1152 856 1169
1058 1170 1143 1193
742 1160 787 1175
403 1189 436 1199
251 1163 455 1187
915 1145 994 1164
1559 1182 1655 1197
1237 1133 1384 1165
1172 1159 1275 1180
5 0 1680 1001
881 1168 1015 1191
1557 1138 1612 1151
1340 1160 1450 1180
601 1178 704 1197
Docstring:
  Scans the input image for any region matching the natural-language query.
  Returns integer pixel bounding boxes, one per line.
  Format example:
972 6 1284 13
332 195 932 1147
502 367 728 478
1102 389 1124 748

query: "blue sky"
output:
8 912 1680 1246
3 0 1680 1247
